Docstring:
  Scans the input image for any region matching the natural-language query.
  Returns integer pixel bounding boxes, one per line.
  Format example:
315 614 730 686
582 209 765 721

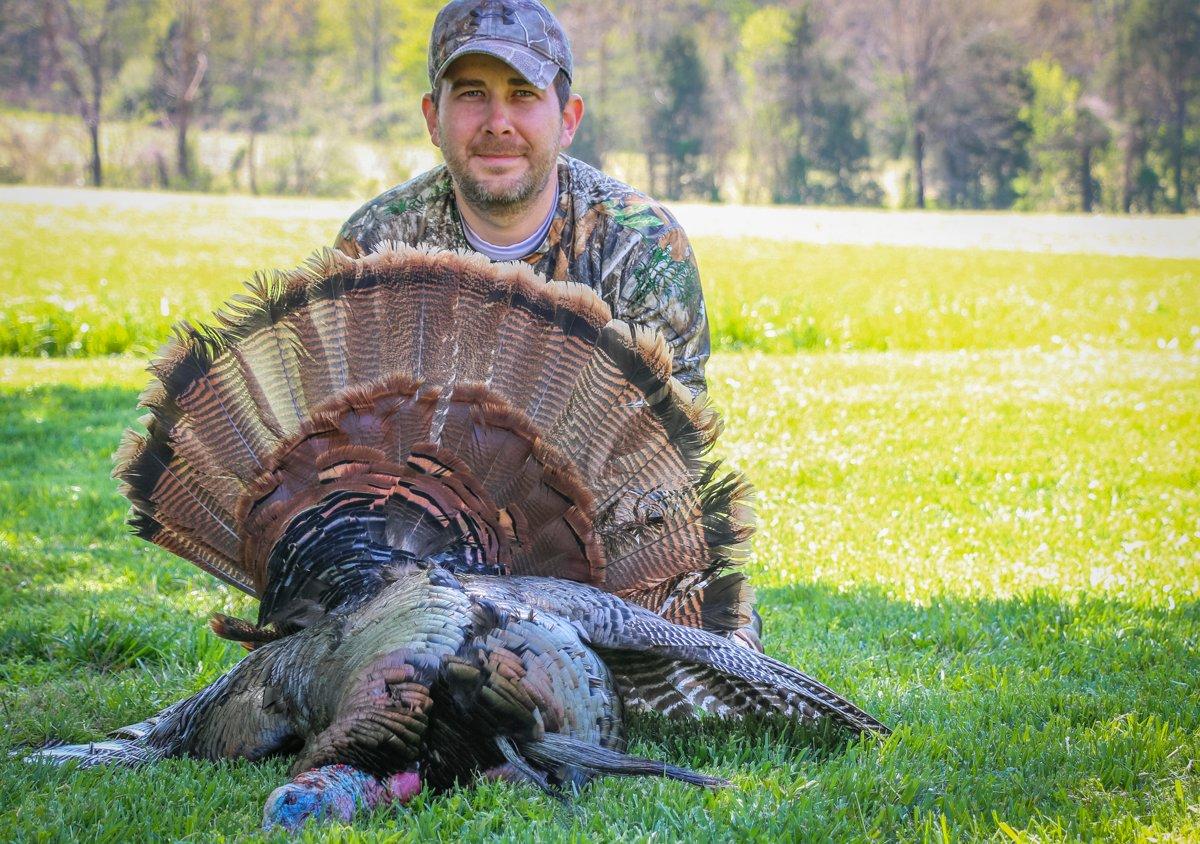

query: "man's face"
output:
422 54 582 216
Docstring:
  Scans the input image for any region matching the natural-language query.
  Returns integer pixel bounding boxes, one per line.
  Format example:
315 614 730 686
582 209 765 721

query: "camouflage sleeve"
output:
617 232 711 397
333 210 368 257
338 201 379 256
333 190 406 257
333 229 362 257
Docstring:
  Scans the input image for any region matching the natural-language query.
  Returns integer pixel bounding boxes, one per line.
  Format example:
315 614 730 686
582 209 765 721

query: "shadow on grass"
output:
0 380 137 420
758 580 1198 723
0 382 141 483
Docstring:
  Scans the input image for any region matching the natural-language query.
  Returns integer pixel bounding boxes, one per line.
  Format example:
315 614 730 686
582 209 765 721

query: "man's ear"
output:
559 94 584 148
421 92 440 147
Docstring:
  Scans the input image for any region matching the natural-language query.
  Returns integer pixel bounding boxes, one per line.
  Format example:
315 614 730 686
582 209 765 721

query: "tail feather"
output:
626 570 756 634
519 732 729 791
298 267 351 395
523 283 605 430
601 640 891 735
116 246 756 640
23 738 161 769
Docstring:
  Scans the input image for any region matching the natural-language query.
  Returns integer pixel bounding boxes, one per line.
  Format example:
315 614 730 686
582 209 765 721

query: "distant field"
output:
0 350 1196 840
1 189 1198 356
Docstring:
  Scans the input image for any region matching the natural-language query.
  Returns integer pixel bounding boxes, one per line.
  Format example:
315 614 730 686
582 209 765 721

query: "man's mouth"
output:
472 150 526 166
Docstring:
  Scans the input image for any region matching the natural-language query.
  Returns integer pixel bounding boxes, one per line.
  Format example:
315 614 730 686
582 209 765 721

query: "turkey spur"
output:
26 247 889 830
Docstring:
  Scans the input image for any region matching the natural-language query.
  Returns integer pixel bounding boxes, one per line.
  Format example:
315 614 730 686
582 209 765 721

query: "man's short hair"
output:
431 68 572 111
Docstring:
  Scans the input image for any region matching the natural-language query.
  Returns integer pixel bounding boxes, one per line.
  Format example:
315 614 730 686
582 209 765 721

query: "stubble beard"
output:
445 140 561 219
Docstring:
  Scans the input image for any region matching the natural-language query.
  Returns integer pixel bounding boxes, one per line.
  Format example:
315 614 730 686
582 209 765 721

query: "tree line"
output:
1 0 1196 211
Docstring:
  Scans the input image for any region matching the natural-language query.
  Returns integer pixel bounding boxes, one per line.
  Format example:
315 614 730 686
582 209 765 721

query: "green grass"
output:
1 197 1197 356
701 241 1200 353
1 348 1197 841
0 198 340 356
1 190 1198 840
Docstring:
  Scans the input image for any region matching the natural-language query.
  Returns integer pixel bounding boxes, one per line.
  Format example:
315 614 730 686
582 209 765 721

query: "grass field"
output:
0 192 1198 841
1 195 1198 356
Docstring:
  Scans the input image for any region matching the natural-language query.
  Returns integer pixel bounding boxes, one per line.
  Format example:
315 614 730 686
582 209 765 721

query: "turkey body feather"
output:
27 246 889 830
28 566 728 810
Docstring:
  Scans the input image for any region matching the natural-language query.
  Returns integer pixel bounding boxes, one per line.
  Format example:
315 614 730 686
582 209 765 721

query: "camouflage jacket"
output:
334 155 710 395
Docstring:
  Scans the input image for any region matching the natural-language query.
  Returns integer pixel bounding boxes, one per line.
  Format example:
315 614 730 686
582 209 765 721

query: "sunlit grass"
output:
719 350 1200 602
2 196 1197 356
1 350 1197 841
700 239 1200 353
0 198 341 356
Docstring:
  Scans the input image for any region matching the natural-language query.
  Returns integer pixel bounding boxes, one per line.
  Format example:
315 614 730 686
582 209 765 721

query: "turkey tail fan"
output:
115 245 755 636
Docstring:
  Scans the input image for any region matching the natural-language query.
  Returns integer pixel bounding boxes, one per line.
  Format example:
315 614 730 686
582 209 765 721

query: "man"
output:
335 0 710 396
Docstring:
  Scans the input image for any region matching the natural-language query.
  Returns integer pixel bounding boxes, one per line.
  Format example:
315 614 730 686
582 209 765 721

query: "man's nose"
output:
483 100 515 134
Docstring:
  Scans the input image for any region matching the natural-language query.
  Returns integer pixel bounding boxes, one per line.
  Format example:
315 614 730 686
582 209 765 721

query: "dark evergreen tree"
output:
778 8 877 205
934 35 1032 209
0 0 50 107
646 31 716 201
1125 0 1200 212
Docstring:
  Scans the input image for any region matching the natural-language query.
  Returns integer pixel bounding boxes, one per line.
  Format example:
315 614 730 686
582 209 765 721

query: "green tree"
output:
936 34 1032 210
391 0 448 99
737 6 792 203
1125 0 1200 212
1018 58 1110 212
153 0 209 184
738 5 877 206
872 0 959 209
558 1 646 170
779 8 876 205
206 0 326 193
315 0 417 132
933 35 1032 209
646 31 715 200
40 0 162 186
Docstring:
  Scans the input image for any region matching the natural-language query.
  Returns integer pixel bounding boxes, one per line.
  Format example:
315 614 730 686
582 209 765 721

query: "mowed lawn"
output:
0 192 1198 841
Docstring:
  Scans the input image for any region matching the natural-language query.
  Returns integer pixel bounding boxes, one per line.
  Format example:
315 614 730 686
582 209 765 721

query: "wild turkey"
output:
26 246 889 829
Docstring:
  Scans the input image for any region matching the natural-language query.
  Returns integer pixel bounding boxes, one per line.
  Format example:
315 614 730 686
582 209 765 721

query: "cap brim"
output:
433 38 561 90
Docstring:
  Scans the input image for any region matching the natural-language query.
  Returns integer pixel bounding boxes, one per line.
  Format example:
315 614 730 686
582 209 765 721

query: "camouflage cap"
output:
428 0 573 91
